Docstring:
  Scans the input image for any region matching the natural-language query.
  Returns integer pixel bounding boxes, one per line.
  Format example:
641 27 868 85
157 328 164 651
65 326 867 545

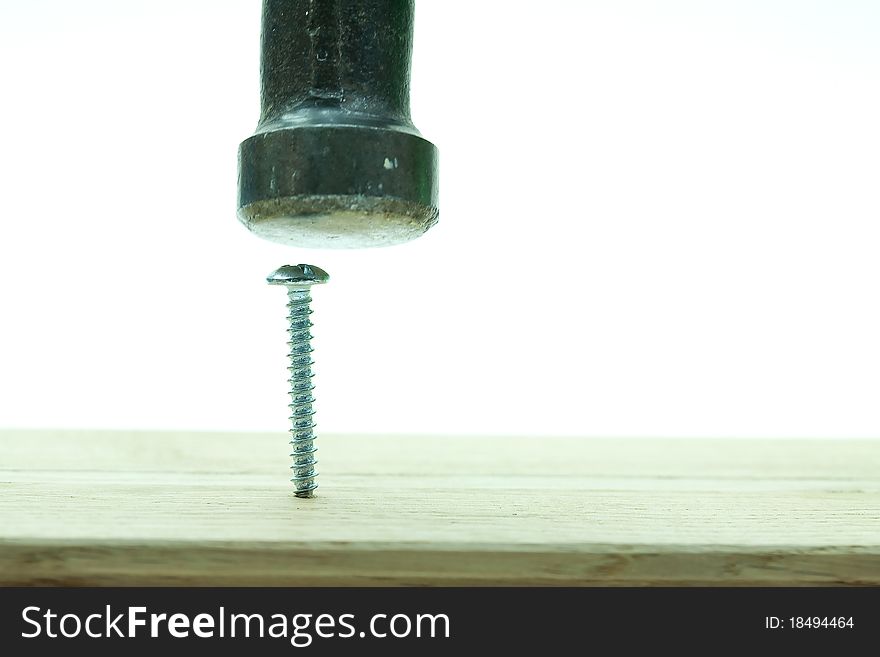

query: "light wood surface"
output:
1 430 878 586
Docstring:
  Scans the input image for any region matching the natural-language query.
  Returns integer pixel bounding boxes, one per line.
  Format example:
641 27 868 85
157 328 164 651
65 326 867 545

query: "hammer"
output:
238 0 439 249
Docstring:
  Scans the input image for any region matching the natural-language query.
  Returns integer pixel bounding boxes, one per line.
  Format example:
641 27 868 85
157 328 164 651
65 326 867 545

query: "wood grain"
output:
1 431 878 586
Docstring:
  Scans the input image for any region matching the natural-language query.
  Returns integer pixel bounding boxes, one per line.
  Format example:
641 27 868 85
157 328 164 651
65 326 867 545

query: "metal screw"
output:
267 264 330 498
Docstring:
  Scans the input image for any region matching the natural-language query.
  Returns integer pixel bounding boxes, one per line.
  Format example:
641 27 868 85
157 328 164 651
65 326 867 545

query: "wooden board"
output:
1 430 878 586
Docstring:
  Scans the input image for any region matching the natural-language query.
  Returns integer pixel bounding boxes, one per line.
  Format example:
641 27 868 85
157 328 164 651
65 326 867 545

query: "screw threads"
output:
268 264 329 498
286 288 318 497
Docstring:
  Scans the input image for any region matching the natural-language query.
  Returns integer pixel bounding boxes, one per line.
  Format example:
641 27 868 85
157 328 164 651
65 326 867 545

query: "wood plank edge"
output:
2 540 877 587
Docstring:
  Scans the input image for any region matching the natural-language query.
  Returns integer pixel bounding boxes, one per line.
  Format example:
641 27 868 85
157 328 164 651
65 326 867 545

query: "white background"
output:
0 0 878 438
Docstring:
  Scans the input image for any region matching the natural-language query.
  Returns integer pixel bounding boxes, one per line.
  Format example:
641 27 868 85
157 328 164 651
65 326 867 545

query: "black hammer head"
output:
238 0 439 249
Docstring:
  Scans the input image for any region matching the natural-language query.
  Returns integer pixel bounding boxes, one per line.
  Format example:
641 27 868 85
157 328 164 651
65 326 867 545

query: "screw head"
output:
267 264 330 288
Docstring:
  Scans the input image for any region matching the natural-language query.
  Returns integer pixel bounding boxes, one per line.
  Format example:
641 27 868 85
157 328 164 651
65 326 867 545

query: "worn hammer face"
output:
237 0 439 249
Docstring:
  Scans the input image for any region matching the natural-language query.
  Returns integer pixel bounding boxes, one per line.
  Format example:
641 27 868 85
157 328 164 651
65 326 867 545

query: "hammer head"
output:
239 124 439 249
238 0 439 249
